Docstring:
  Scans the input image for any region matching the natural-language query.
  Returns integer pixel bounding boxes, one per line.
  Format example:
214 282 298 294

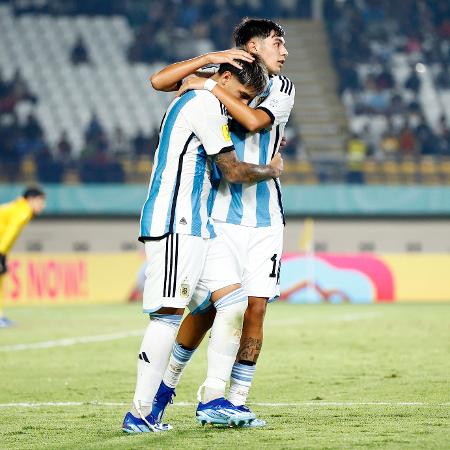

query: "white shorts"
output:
190 222 283 314
188 230 241 314
143 233 240 314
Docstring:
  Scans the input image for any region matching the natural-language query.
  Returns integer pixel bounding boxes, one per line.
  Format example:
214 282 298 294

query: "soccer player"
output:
122 58 284 433
0 187 46 327
149 18 295 427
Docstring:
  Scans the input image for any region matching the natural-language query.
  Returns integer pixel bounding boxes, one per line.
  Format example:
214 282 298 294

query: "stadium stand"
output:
325 0 450 168
1 0 450 184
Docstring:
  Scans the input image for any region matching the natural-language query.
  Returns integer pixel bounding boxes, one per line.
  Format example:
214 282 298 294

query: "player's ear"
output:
246 40 258 54
219 71 232 86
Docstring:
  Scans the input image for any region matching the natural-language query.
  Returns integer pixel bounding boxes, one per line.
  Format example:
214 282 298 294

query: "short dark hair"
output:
23 186 45 199
218 55 268 96
233 18 285 47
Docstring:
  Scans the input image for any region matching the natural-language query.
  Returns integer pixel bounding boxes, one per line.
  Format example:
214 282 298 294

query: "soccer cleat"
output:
152 381 176 422
236 405 267 427
0 317 14 328
121 411 172 433
196 397 256 427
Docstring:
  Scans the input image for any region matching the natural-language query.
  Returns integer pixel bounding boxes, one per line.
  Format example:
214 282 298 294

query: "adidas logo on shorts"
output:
179 217 187 225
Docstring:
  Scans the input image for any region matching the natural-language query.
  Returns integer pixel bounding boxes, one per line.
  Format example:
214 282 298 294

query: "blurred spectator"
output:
35 146 64 183
85 113 103 143
398 122 418 156
405 34 422 55
376 65 394 90
404 67 421 93
380 126 400 158
415 119 438 155
389 94 407 116
361 76 390 114
282 124 301 160
435 63 450 88
56 131 73 168
436 115 450 156
0 116 21 182
70 36 90 64
191 23 214 55
133 130 149 157
337 59 360 93
110 126 131 156
0 70 37 114
361 124 377 157
10 70 37 104
23 113 43 141
346 133 367 183
80 129 124 183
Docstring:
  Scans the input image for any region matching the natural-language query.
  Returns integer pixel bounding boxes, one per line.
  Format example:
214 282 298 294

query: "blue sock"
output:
228 361 256 406
162 342 196 388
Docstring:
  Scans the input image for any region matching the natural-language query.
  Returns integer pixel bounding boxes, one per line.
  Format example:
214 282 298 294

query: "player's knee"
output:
246 297 267 322
214 287 248 321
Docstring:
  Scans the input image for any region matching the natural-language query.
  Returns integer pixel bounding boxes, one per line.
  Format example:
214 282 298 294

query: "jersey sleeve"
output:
257 76 295 126
185 93 234 156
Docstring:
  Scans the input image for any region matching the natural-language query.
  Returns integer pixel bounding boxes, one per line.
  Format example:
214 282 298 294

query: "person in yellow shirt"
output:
0 187 46 328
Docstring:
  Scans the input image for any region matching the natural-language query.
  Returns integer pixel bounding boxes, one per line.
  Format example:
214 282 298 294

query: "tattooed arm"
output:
214 150 283 184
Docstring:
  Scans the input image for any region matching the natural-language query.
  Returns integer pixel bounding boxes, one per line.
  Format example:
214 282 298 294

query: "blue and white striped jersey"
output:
211 75 295 227
139 90 233 241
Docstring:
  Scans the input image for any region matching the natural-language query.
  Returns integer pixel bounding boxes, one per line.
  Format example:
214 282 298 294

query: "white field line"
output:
0 401 448 408
0 312 381 353
0 330 142 352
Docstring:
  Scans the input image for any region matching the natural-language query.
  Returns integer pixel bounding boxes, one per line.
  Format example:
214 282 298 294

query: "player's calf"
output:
199 287 248 404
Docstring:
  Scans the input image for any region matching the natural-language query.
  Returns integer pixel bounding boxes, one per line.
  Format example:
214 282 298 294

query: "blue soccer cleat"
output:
152 381 176 422
0 317 14 328
196 397 256 427
236 405 267 427
121 411 172 433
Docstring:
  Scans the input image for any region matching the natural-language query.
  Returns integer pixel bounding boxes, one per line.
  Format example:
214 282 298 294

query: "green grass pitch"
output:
0 302 449 449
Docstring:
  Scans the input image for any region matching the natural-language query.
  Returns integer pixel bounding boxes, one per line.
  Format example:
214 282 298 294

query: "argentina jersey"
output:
211 75 295 228
139 90 233 241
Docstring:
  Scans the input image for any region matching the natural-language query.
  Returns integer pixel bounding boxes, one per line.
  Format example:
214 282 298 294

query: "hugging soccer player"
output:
122 57 284 432
148 18 295 428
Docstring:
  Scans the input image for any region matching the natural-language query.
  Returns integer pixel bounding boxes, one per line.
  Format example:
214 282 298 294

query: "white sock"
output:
131 314 181 418
199 288 248 404
228 362 256 406
162 342 196 388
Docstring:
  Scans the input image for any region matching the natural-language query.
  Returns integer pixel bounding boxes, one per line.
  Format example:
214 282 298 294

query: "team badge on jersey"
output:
180 278 190 298
222 124 231 142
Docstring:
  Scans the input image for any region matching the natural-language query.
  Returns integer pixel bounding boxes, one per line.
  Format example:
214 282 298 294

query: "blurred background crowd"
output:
1 0 450 184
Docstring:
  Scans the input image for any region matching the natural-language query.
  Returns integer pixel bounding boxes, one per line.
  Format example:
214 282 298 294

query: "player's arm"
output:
187 94 282 182
214 149 283 184
178 76 271 132
150 49 254 92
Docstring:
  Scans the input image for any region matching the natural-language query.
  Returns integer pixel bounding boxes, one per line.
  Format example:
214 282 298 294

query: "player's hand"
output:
204 49 254 69
279 136 287 151
176 75 208 97
269 153 284 178
0 253 7 275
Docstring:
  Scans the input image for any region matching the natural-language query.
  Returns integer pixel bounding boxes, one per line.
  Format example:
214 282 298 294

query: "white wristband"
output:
204 79 217 91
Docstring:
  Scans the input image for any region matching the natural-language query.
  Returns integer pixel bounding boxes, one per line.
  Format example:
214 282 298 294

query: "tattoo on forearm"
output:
238 337 263 363
215 152 275 183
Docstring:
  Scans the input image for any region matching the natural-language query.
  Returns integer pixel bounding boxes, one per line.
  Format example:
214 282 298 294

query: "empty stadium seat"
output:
419 158 440 184
0 5 171 157
399 159 418 184
381 160 401 184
